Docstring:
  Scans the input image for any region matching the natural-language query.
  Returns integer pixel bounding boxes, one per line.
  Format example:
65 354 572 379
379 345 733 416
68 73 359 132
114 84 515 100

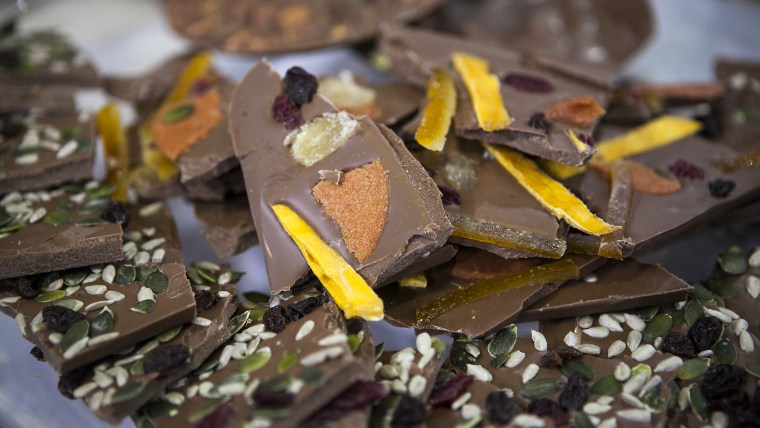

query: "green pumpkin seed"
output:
688 383 709 421
0 222 23 234
450 345 477 370
143 399 178 420
228 271 245 284
196 267 218 283
156 325 182 343
642 385 667 413
436 370 456 385
55 299 83 312
111 381 145 404
300 367 325 387
227 310 250 335
719 248 748 275
145 270 168 294
631 363 653 380
278 350 299 373
706 278 741 300
561 359 595 381
163 104 195 124
670 309 685 327
520 378 564 399
249 307 267 323
453 333 472 343
136 266 155 282
713 338 737 364
431 337 445 356
491 351 510 369
43 210 70 226
642 313 673 343
713 294 726 307
685 300 704 327
91 310 114 337
60 319 89 355
691 283 714 302
259 375 292 392
116 265 137 284
64 269 87 286
0 208 13 228
374 343 385 360
590 375 621 396
131 358 145 376
668 380 680 411
347 334 361 353
488 324 518 358
238 349 271 373
78 197 109 215
186 268 204 285
131 299 156 314
632 306 660 322
243 292 270 305
676 358 710 380
188 400 223 423
135 416 154 428
573 412 595 428
745 362 760 378
34 290 66 303
193 358 218 376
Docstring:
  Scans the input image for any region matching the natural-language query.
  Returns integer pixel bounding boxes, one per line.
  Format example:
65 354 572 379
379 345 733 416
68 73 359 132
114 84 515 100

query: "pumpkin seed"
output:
691 283 714 302
228 310 250 335
561 359 595 381
718 247 747 275
745 362 760 378
685 300 704 327
299 367 325 387
145 270 168 294
706 278 741 300
713 338 737 364
187 400 223 423
520 378 564 399
278 350 299 373
431 337 445 355
43 210 70 226
491 351 511 369
115 265 137 284
60 319 90 356
136 266 155 282
573 412 595 428
156 326 182 343
91 310 114 337
111 381 146 404
131 299 156 314
55 299 84 312
64 269 88 286
642 314 673 343
347 334 361 353
450 346 477 370
688 383 709 421
238 349 271 373
34 290 66 303
143 399 178 420
632 306 659 322
163 104 195 124
676 358 710 380
487 324 517 358
591 375 621 396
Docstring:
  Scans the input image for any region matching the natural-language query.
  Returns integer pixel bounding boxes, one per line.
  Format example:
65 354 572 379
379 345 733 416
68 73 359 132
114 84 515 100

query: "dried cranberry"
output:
538 351 563 369
661 332 696 358
15 275 39 299
391 395 427 427
272 94 303 130
43 305 86 334
58 366 89 399
503 73 554 93
30 346 45 361
577 133 596 147
195 403 235 428
701 364 745 400
486 391 520 424
688 316 723 352
304 381 387 427
527 112 551 133
558 373 590 411
429 374 474 407
253 388 294 407
283 66 318 107
100 200 130 228
263 306 289 333
194 289 216 313
708 179 736 198
527 398 569 426
437 185 461 206
143 344 190 379
668 159 705 180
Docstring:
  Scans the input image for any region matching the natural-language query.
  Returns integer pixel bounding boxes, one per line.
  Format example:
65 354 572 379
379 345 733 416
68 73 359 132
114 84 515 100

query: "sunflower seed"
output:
217 271 232 285
85 285 107 295
467 364 493 382
600 314 623 332
677 384 690 410
73 382 98 398
697 349 714 358
583 402 611 415
597 396 614 406
193 317 212 327
408 375 427 397
141 238 166 251
465 343 481 359
84 300 113 312
583 274 598 283
522 363 539 383
15 314 26 336
621 392 644 408
617 409 651 422
578 315 593 329
15 153 39 165
584 326 610 338
531 330 547 351
654 356 683 373
704 307 732 324
419 348 436 369
627 330 642 352
564 331 578 347
29 207 46 224
318 333 347 346
151 249 165 264
732 319 749 335
506 351 526 368
104 290 125 302
48 332 63 345
56 140 78 159
740 330 755 352
607 340 626 358
638 375 662 397
624 314 646 331
631 345 656 362
88 332 120 346
577 344 601 355
134 251 150 266
137 287 154 302
514 415 546 427
712 411 729 428
615 362 631 382
749 248 760 268
102 265 116 284
718 307 740 320
452 391 472 410
139 202 163 217
93 371 114 388
0 296 21 306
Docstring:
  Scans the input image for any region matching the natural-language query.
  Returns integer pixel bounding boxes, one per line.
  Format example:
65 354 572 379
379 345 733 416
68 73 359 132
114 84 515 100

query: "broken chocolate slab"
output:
229 60 450 294
518 260 691 322
716 58 760 153
161 0 442 54
564 128 760 257
59 263 241 423
133 295 374 428
0 182 123 279
378 250 602 338
379 25 611 166
706 247 760 345
0 202 195 373
192 195 257 259
0 111 96 194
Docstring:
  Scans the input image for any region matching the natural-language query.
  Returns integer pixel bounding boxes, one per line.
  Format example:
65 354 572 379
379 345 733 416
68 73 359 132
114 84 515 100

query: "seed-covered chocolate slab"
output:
57 262 242 423
229 60 451 294
0 202 196 373
192 195 257 259
0 182 124 279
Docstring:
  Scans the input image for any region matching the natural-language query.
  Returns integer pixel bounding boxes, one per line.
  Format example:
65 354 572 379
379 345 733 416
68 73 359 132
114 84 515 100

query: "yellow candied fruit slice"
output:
538 159 587 180
485 144 620 236
399 273 427 289
416 259 579 325
95 104 129 201
165 53 213 103
283 111 359 167
271 204 384 321
415 68 457 151
452 52 510 132
590 116 702 166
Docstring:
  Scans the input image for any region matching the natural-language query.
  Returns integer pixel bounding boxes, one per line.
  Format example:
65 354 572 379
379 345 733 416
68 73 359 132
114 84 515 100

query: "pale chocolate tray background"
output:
1 0 760 427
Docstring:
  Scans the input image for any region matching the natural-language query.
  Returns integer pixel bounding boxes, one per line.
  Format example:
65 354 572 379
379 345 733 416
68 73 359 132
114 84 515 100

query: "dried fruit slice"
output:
415 68 456 151
152 88 222 160
271 204 384 321
399 273 427 288
452 52 510 132
544 96 606 128
318 70 380 118
484 144 619 236
415 259 579 325
592 160 682 195
590 116 702 166
283 111 360 167
96 104 129 201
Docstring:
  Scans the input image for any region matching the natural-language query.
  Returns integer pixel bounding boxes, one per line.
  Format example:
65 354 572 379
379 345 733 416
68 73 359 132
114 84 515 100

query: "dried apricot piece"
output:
152 87 222 160
593 160 682 195
452 52 510 132
484 144 619 236
415 68 456 151
95 104 129 201
271 204 384 321
544 96 605 128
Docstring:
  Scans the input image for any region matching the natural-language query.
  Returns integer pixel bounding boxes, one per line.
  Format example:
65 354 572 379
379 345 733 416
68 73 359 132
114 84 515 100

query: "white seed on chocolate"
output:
564 331 578 347
614 362 631 382
599 314 623 332
631 344 656 362
617 409 651 423
607 340 626 358
506 351 526 368
627 330 642 352
531 330 547 351
522 364 539 383
583 326 610 338
408 375 427 398
624 314 646 332
740 330 755 352
704 307 732 324
295 320 315 341
578 315 593 329
583 402 611 415
577 344 601 355
654 356 683 373
467 364 493 382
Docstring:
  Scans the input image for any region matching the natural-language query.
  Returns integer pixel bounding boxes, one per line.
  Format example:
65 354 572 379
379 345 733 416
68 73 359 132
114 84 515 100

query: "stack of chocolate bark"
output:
1 1 760 427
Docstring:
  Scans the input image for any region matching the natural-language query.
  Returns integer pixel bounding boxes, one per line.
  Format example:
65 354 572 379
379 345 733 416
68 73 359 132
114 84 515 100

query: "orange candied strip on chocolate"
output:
152 88 223 160
592 159 682 195
452 52 510 132
415 68 457 151
95 104 129 201
544 95 605 128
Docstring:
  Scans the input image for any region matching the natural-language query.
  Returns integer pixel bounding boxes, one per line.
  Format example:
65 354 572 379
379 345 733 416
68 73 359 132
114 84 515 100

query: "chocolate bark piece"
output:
378 244 456 286
0 202 195 373
183 165 246 202
425 378 511 427
0 111 96 194
518 260 691 322
192 195 257 259
60 263 241 423
378 250 602 338
379 25 611 166
133 295 374 428
0 182 123 279
716 58 760 153
564 128 760 258
161 0 442 54
229 60 451 294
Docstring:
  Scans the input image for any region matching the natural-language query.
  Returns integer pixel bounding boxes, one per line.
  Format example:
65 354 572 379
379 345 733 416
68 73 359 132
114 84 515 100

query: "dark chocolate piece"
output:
229 60 450 294
192 195 257 259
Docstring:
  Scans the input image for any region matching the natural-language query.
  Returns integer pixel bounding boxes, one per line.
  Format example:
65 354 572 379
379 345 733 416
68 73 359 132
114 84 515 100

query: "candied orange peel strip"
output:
485 144 620 236
271 204 384 321
415 68 457 151
452 52 510 132
95 104 129 201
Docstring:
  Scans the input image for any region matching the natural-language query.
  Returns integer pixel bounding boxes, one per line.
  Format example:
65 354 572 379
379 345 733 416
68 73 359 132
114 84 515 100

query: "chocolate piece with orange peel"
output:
379 25 611 166
229 60 451 296
414 68 456 151
192 195 257 259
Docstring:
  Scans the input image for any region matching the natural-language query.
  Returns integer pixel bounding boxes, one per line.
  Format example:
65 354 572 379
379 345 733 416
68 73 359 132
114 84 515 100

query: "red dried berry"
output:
272 94 303 130
195 403 235 428
58 366 89 399
577 133 596 147
143 344 190 379
188 77 214 96
503 73 555 93
429 374 474 407
263 306 289 333
538 351 563 369
688 316 723 352
558 373 590 411
527 112 551 133
527 398 569 426
669 159 705 180
661 332 696 358
702 364 745 400
283 66 318 107
486 391 520 424
43 305 86 334
437 185 461 206
392 395 427 427
708 179 735 198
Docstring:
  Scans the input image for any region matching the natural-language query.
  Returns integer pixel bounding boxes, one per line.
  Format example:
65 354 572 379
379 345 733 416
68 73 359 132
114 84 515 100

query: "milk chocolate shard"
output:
379 25 612 166
58 263 242 424
0 182 124 280
0 110 96 195
133 294 376 428
229 60 451 294
0 202 195 374
192 195 257 259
